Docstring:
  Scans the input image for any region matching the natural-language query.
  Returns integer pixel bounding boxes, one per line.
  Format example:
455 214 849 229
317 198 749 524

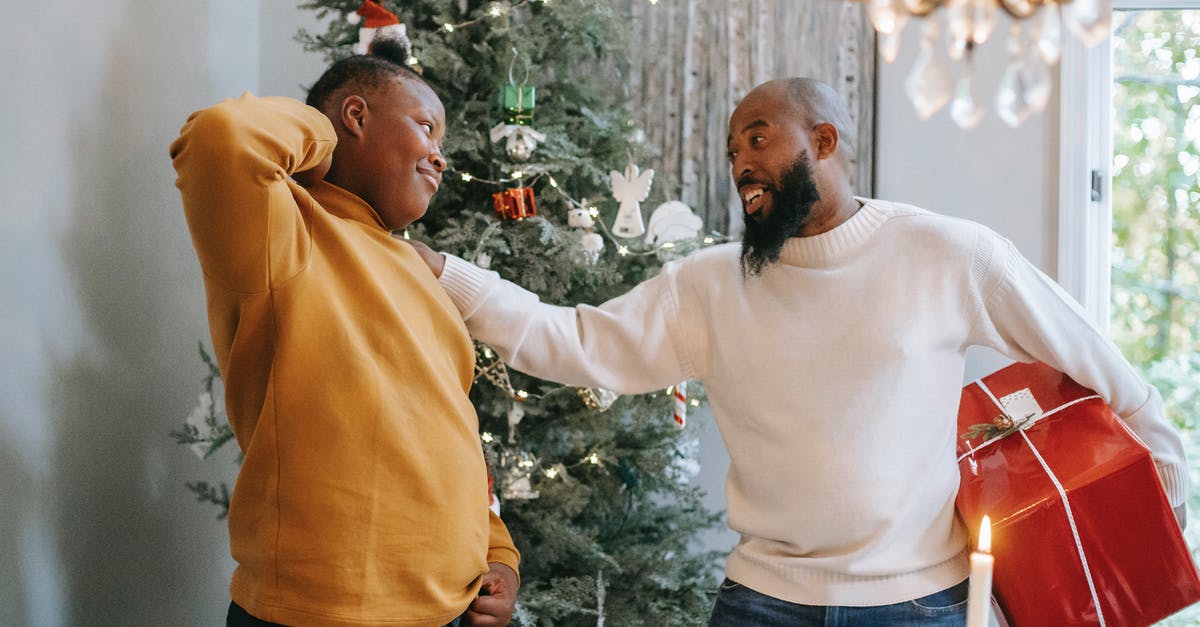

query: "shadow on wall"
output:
49 3 238 626
0 426 31 624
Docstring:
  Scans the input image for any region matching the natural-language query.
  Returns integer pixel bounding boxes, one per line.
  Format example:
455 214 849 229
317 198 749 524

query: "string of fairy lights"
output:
447 167 726 257
397 0 662 67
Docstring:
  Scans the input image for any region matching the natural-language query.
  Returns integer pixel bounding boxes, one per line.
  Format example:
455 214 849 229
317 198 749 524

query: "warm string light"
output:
473 342 576 403
450 166 729 258
398 0 663 80
435 0 538 32
481 430 613 487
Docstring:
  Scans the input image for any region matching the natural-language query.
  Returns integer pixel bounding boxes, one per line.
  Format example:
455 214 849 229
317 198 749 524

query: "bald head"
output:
727 77 863 249
769 78 855 165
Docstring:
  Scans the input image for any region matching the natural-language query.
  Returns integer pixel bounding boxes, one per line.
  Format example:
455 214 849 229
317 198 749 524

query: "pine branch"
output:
186 481 231 520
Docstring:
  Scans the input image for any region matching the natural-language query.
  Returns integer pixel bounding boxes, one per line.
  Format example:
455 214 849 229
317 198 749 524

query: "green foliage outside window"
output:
1111 10 1200 625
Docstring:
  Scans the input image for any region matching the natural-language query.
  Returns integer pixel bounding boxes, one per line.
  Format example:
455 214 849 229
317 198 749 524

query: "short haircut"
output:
305 38 427 112
782 78 856 166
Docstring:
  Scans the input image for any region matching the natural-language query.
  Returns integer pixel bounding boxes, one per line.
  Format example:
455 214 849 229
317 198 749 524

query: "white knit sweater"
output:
437 198 1188 606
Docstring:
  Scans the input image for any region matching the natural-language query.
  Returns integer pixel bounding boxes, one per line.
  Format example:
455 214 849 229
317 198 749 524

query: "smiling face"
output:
328 76 447 230
727 82 816 226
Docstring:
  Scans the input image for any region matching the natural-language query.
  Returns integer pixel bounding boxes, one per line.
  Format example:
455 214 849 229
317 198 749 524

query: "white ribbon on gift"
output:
956 380 1108 627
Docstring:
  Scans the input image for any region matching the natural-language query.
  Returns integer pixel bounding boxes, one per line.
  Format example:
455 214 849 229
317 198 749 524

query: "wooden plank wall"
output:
619 0 876 235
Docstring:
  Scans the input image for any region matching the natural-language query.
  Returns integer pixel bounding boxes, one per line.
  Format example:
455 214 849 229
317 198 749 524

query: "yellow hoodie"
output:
170 93 518 626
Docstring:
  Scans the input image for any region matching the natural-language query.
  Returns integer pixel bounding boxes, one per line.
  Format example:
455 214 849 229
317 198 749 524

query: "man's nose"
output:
732 158 751 182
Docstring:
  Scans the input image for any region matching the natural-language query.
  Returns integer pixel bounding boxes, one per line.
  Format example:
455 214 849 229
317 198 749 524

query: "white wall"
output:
0 2 326 625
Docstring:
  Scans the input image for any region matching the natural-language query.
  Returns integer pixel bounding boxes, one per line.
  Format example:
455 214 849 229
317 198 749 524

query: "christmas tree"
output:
176 1 726 624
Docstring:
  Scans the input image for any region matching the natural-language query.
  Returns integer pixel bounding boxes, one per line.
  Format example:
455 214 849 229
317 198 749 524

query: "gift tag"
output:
999 388 1043 424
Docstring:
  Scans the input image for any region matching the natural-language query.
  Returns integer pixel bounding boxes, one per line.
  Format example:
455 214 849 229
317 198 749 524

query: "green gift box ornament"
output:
501 84 536 125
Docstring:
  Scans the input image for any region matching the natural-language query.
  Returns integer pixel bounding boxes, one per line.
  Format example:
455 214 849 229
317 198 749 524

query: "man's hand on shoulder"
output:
397 238 447 277
463 562 519 626
292 153 332 187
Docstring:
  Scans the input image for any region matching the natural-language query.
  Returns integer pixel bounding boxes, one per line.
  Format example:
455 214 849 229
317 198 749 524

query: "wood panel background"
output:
617 0 876 235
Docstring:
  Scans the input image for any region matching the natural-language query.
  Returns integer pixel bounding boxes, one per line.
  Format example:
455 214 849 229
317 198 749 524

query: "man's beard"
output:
740 152 820 277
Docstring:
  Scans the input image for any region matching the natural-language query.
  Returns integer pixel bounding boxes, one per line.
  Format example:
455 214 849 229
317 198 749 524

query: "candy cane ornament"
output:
672 383 687 428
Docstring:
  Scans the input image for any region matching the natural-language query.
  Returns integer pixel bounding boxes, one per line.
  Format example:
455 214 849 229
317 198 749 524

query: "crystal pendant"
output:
950 70 985 129
946 0 997 59
1001 0 1037 18
1066 0 1112 47
967 0 997 46
996 63 1028 127
1022 45 1052 113
993 23 1051 126
1035 3 1062 64
946 0 970 59
996 26 1033 127
880 30 903 64
906 20 953 119
869 0 909 35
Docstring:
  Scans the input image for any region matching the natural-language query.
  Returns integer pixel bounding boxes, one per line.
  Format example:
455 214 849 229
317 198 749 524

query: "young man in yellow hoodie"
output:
170 39 520 627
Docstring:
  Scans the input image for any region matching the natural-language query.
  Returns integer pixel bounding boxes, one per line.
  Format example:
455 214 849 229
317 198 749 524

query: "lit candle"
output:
966 515 994 627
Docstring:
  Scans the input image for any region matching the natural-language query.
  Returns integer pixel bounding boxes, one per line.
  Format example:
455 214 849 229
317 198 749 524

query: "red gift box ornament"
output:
493 187 537 221
955 362 1200 626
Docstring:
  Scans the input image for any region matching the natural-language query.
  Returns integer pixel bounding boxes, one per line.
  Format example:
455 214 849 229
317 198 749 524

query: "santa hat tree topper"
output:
347 0 411 57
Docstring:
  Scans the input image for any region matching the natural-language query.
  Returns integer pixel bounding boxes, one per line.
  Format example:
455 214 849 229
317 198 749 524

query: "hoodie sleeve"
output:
169 93 336 293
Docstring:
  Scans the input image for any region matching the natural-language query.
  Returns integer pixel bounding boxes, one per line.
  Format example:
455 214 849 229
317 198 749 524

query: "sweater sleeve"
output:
437 253 696 393
971 237 1189 506
485 510 521 580
169 93 336 293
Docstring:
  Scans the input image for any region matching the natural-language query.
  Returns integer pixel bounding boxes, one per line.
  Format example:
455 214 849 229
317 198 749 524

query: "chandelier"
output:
868 0 1112 128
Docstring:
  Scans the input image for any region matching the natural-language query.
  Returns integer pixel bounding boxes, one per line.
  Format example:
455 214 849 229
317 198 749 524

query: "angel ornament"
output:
609 163 654 238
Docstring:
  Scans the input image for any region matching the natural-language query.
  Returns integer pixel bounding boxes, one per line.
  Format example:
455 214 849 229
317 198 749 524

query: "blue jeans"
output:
708 578 969 626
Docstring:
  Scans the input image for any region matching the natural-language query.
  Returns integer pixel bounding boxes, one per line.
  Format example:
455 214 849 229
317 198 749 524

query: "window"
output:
1062 3 1200 624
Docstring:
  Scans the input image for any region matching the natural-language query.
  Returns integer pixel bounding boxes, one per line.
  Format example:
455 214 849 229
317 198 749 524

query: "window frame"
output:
1058 0 1200 332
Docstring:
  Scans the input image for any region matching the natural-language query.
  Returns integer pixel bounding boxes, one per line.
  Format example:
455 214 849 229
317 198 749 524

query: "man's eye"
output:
420 123 433 135
749 135 764 146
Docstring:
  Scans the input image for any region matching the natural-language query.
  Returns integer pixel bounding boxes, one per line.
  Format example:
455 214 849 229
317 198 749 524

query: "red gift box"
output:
493 187 537 221
956 361 1200 626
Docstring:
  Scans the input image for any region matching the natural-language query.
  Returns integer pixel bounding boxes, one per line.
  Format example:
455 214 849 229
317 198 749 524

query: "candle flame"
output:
978 515 991 553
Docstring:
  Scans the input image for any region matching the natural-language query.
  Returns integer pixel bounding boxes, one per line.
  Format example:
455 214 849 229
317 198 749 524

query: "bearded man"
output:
406 78 1187 626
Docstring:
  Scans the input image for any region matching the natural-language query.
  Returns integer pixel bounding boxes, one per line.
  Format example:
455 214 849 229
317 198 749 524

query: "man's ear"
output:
811 122 839 160
339 95 367 138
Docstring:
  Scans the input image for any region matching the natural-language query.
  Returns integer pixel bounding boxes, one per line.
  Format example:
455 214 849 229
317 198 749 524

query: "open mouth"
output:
740 185 767 215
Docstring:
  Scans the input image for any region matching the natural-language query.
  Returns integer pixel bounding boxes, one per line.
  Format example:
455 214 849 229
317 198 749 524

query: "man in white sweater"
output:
408 78 1188 625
